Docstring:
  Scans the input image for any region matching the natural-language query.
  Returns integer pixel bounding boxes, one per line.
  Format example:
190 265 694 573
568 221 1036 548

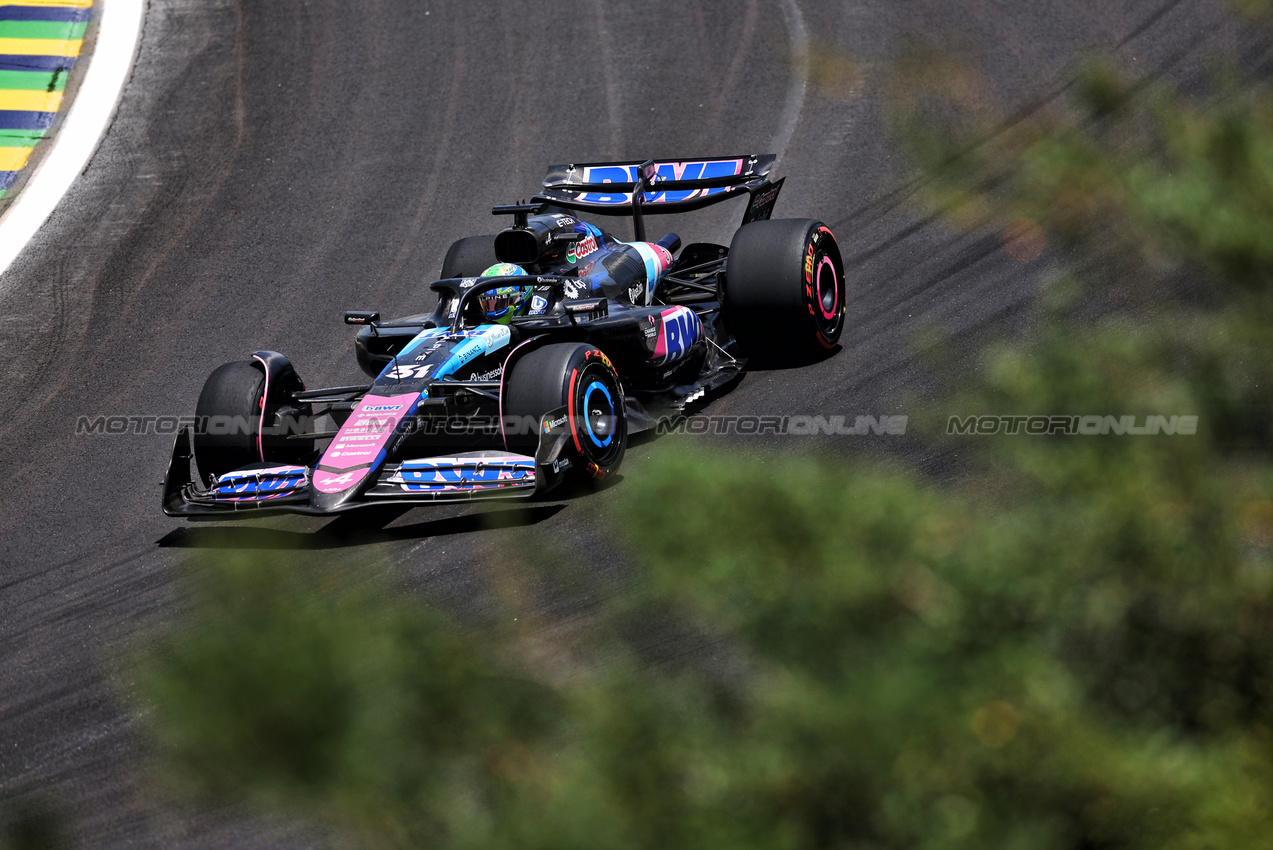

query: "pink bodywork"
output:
312 392 417 494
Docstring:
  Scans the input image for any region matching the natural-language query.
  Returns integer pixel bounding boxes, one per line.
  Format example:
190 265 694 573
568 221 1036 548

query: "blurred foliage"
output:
887 31 1273 299
0 799 64 850
135 10 1273 850
136 557 559 848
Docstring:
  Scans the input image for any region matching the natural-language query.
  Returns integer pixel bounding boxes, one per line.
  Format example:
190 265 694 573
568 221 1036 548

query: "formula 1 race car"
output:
163 155 846 516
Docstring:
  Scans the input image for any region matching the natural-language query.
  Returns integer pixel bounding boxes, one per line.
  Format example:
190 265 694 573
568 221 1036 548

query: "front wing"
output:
162 412 578 518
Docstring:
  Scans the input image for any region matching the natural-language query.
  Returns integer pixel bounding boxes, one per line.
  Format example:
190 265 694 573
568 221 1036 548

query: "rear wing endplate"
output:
534 155 784 233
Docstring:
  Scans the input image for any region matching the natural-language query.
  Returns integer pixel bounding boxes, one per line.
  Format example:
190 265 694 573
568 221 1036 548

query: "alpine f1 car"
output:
163 155 846 517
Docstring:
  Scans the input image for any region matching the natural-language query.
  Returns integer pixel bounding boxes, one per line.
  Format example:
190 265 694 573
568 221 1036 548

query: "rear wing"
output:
534 155 784 238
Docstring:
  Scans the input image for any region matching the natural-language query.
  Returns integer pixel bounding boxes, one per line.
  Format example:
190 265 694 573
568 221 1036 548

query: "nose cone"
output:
309 391 418 512
310 470 372 512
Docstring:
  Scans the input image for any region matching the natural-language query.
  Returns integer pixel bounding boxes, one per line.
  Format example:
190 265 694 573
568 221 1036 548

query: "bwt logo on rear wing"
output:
537 155 783 222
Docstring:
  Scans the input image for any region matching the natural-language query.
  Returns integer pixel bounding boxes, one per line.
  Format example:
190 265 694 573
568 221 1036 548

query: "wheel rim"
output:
816 256 839 319
568 361 625 474
582 379 615 448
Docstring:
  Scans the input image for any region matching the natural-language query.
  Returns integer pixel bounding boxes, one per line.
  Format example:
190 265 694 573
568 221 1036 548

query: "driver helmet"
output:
477 263 533 324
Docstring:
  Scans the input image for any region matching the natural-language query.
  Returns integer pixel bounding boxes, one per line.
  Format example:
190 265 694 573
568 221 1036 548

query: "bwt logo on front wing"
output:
401 464 532 485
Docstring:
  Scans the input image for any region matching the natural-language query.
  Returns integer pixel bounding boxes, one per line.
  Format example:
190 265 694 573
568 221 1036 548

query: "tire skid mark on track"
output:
585 0 622 158
270 6 380 349
1119 0 1190 48
303 1 462 382
771 0 808 162
0 3 245 553
0 0 248 449
376 26 464 304
708 0 759 141
502 6 537 194
826 0 1228 243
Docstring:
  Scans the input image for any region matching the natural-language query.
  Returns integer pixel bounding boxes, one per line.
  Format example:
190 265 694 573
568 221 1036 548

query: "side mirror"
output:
344 311 380 335
639 160 658 185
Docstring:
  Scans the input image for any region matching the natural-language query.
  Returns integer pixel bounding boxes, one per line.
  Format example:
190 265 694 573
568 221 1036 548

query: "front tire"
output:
723 218 846 361
193 359 313 482
505 343 627 483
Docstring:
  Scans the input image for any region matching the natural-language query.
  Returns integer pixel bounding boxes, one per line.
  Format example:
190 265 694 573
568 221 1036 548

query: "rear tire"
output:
440 235 499 279
505 343 627 483
193 360 313 482
723 218 845 361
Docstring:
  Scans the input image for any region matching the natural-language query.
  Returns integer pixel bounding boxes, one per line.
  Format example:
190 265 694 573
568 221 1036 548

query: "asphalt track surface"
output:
0 0 1251 845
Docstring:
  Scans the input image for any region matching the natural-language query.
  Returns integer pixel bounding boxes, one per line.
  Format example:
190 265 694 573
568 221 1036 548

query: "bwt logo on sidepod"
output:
653 306 702 365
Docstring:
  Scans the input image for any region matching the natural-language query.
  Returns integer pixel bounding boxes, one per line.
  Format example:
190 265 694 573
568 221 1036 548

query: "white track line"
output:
0 0 145 281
